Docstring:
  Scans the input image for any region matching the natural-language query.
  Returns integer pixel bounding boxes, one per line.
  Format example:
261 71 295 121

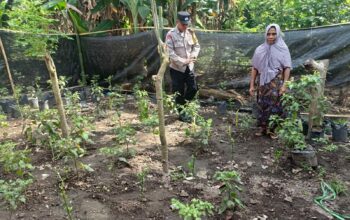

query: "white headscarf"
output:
252 24 292 86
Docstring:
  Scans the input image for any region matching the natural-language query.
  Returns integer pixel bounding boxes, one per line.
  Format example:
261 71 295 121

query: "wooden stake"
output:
44 52 70 138
151 0 169 177
0 36 16 96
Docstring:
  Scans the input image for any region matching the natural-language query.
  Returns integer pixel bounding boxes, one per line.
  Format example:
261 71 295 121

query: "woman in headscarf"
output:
249 24 292 137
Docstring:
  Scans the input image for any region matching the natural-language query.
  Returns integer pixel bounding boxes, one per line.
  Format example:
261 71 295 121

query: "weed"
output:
214 170 244 214
171 198 214 220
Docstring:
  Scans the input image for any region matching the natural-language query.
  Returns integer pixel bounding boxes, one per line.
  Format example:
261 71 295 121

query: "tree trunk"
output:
151 0 169 180
44 52 70 138
304 59 329 139
0 37 16 96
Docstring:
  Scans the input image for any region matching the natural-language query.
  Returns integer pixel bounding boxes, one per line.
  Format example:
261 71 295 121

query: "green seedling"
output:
56 171 74 220
134 89 150 121
113 123 136 155
214 170 244 214
171 198 214 220
187 155 196 177
137 167 149 199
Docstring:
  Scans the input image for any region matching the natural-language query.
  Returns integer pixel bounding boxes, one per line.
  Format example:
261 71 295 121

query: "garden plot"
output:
0 88 349 220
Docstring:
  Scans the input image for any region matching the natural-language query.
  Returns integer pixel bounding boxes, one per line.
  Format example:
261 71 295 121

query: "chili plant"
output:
214 170 244 214
171 198 214 220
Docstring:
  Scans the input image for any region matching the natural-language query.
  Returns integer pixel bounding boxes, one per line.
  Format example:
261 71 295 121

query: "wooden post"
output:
304 59 329 139
0 36 16 96
151 0 170 179
44 52 70 138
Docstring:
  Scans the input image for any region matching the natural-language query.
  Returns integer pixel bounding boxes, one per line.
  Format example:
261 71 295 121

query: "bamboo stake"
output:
151 0 169 178
0 36 15 96
44 52 70 137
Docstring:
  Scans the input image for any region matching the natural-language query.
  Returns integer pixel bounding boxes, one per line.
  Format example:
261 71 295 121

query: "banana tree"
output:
8 0 70 137
120 0 150 33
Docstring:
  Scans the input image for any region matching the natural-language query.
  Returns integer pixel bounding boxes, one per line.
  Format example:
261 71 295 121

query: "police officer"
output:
165 11 200 122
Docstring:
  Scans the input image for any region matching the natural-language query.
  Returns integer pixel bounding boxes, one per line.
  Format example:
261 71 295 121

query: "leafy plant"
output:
171 198 214 220
99 146 129 170
134 89 150 121
214 170 244 214
137 167 148 199
332 118 348 126
183 101 213 147
113 123 136 155
0 178 33 210
0 141 34 177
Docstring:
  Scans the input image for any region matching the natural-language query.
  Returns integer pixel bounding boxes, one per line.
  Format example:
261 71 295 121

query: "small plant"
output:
56 171 74 220
329 179 348 196
0 178 33 210
317 166 327 179
0 113 9 137
332 118 348 126
171 198 214 220
187 155 196 177
214 170 244 214
227 125 235 159
134 89 150 121
113 123 136 155
312 137 338 152
137 167 149 199
170 166 187 181
54 137 93 176
99 146 136 170
163 92 177 114
183 101 213 148
0 141 34 177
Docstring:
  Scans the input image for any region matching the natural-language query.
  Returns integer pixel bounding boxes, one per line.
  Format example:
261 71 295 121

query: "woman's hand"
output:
279 84 287 95
249 86 255 96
